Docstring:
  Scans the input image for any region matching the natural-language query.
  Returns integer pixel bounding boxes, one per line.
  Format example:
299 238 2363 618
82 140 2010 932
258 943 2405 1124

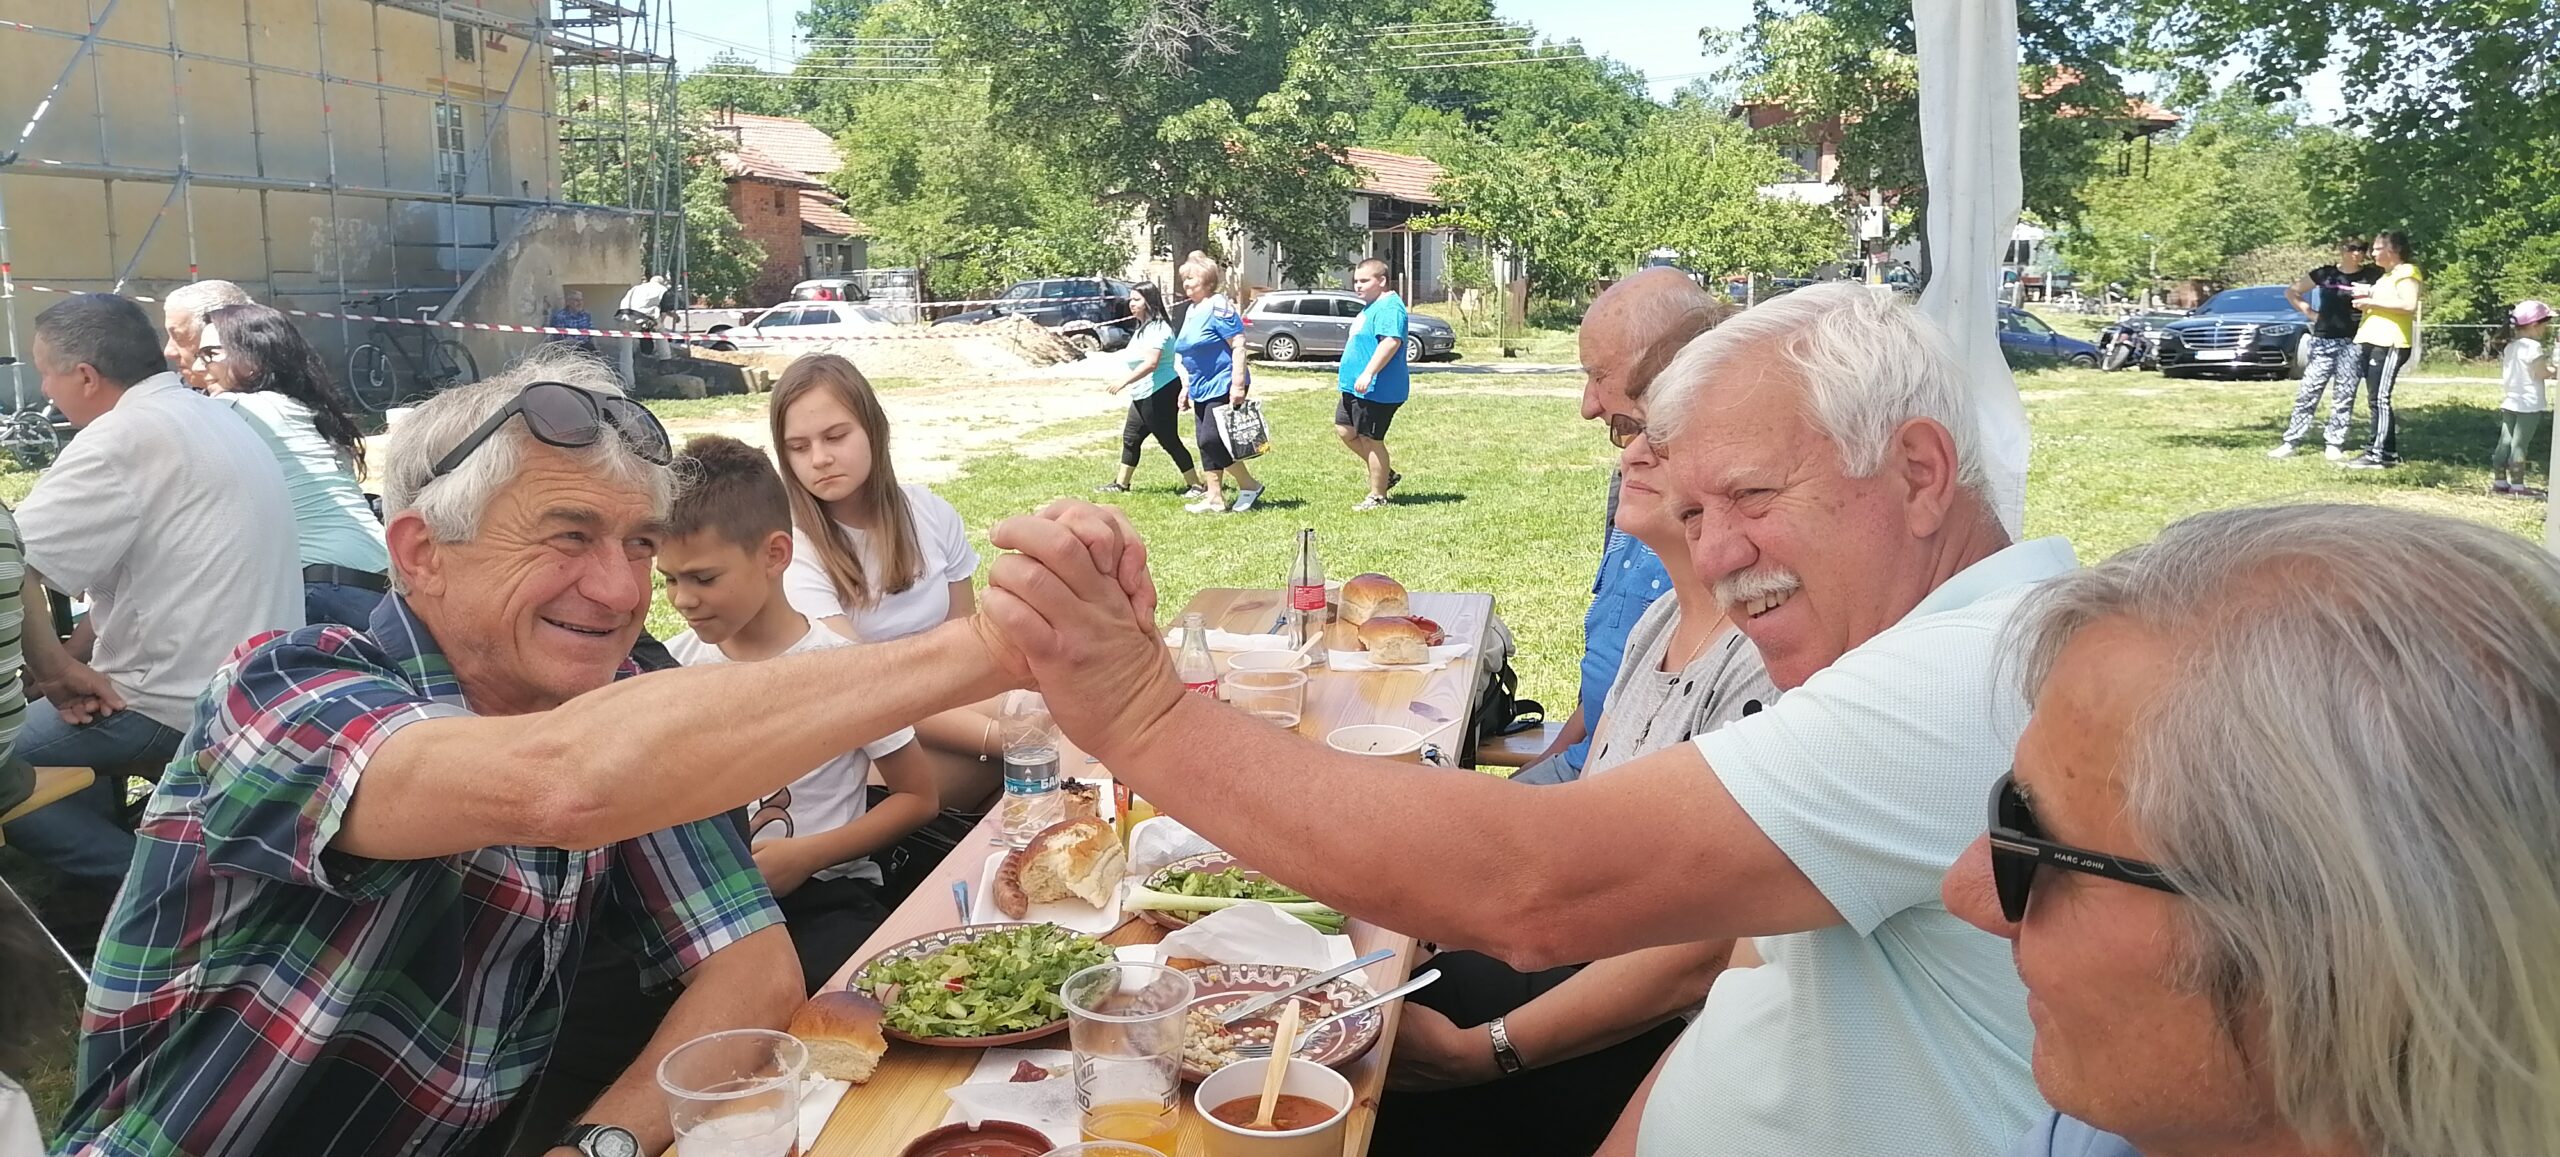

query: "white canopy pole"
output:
1912 0 2029 536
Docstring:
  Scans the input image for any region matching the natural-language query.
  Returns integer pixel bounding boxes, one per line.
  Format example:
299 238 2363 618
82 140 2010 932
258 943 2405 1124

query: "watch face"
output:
588 1127 639 1157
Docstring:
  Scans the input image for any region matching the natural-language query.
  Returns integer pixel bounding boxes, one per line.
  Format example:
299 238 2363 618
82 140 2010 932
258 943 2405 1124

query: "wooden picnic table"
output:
808 588 1497 1157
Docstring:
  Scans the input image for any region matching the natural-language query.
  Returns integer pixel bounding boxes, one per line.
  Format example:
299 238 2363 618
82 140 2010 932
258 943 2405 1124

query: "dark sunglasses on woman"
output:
429 381 673 479
1986 771 2182 923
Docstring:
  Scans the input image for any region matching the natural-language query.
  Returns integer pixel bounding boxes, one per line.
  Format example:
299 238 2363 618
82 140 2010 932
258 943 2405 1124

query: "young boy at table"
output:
656 434 941 993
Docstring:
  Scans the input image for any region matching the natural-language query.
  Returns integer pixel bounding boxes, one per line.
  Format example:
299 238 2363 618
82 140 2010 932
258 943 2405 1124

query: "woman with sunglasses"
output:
194 302 390 627
1942 504 2560 1157
1377 312 1775 1155
1095 282 1206 498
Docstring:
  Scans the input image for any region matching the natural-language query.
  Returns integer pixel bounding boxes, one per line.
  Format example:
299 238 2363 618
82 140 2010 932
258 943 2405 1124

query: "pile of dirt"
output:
686 316 1083 381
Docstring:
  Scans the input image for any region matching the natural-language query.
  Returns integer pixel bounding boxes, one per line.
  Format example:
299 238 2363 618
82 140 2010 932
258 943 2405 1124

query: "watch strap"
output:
1487 1015 1526 1075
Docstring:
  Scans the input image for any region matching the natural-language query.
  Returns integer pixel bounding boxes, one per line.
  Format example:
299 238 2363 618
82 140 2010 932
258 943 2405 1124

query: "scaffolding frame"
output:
0 0 684 404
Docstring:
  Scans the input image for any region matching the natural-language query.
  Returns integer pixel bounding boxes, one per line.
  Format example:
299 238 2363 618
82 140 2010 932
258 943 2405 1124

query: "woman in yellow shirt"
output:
2346 231 2423 468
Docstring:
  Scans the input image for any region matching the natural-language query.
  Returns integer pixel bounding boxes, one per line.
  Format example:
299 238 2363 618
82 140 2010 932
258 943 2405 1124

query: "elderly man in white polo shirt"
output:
1 293 299 891
973 281 2067 1157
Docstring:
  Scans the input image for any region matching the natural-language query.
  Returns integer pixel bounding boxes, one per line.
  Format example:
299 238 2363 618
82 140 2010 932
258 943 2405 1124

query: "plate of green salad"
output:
851 922 1113 1046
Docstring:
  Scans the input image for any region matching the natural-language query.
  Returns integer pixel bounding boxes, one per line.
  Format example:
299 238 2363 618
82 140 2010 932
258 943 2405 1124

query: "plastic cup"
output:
1061 961 1195 1154
1226 649 1310 672
1193 1057 1354 1157
655 1028 805 1157
1324 723 1424 763
1222 669 1307 729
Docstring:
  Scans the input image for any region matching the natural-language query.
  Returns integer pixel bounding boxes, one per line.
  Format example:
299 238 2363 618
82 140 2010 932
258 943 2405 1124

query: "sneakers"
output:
1229 486 1265 512
1387 471 1404 491
1353 494 1390 511
2323 446 2349 462
1179 485 1207 500
1185 495 1228 514
2342 453 2394 470
2494 480 2516 495
1094 482 1131 494
2267 443 2297 459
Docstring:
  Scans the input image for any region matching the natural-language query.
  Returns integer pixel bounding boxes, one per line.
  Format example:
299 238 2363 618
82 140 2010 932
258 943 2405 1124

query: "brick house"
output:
709 111 868 306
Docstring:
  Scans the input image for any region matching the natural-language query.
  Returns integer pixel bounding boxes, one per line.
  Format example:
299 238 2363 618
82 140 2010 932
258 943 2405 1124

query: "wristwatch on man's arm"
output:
556 1124 639 1157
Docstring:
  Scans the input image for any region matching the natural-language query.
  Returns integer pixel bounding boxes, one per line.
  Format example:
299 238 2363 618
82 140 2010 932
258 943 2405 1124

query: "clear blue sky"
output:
665 0 2340 117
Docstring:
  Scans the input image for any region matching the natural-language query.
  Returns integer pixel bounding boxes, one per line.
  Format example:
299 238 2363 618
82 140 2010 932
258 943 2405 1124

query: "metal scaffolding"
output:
0 0 683 405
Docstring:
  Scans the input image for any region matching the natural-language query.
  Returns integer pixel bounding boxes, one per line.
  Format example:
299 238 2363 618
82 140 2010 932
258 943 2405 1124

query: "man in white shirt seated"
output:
977 282 2067 1156
0 293 301 894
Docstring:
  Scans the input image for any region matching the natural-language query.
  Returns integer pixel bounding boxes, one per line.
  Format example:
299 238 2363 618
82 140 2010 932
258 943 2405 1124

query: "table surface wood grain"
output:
807 588 1495 1157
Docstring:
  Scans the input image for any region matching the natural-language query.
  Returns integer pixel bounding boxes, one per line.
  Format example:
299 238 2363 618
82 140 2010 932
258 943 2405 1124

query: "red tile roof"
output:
716 112 844 178
799 190 867 237
715 142 825 188
1345 147 1445 205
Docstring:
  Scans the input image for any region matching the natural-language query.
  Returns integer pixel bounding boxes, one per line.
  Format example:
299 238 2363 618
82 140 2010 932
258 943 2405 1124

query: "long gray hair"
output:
2012 504 2560 1155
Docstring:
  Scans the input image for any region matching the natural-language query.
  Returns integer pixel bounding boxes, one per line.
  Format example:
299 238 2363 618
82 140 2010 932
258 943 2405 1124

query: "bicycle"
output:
0 358 63 469
343 292 480 412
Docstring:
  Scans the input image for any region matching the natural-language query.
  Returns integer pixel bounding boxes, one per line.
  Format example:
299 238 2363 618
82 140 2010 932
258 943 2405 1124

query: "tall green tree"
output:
925 0 1367 280
830 75 1131 295
2059 92 2328 288
1705 6 2131 270
2131 0 2560 338
1596 100 1843 280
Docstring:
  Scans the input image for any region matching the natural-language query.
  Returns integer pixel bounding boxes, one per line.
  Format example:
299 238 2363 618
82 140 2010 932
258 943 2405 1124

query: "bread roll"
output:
1323 616 1363 653
1357 616 1432 665
1339 573 1409 625
789 990 887 1083
1015 818 1126 910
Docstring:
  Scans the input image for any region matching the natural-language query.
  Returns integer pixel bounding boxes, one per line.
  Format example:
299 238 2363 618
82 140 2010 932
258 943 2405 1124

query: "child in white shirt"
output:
657 434 940 993
2495 300 2554 497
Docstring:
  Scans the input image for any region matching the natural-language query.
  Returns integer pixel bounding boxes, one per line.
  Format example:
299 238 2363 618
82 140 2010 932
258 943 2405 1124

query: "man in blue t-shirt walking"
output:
1338 259 1411 511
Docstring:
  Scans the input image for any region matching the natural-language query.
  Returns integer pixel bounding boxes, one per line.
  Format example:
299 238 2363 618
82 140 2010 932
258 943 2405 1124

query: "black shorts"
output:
1336 393 1401 441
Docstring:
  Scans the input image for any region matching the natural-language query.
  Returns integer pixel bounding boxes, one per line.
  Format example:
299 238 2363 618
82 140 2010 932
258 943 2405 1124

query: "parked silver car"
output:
1241 290 1459 363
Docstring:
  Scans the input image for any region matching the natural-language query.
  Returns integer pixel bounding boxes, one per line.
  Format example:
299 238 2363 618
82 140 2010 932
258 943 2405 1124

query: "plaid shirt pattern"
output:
56 597 781 1157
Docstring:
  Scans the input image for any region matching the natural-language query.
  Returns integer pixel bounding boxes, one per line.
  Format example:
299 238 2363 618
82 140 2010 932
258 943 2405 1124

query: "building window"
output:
434 102 467 192
773 188 787 213
452 21 476 64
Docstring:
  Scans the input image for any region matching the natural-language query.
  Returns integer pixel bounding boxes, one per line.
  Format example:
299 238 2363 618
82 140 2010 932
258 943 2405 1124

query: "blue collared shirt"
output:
1569 476 1673 769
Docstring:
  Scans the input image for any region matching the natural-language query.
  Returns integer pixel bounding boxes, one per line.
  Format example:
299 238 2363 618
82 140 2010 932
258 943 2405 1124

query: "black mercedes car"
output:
2153 285 2309 379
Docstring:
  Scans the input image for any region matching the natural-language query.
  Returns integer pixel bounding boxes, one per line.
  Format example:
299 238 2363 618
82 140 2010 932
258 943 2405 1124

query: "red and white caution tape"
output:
6 282 1126 343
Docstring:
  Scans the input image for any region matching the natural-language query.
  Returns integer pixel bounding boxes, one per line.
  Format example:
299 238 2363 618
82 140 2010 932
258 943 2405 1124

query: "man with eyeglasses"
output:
1513 269 1722 785
975 282 2075 1156
57 347 1025 1157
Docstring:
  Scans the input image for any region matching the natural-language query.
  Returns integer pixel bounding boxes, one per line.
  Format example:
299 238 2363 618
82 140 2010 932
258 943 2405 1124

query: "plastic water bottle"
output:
998 691 1064 849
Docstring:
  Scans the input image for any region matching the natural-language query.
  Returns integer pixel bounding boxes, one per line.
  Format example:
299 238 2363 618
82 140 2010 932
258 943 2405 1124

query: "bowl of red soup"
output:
1192 1057 1353 1156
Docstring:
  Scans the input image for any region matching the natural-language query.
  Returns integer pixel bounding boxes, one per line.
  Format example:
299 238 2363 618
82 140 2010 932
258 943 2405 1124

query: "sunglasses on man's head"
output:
1607 413 1645 449
1986 771 2182 923
429 380 673 480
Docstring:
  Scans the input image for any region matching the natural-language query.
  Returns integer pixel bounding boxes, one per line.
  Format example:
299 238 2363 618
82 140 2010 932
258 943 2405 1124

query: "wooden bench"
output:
0 766 97 835
1476 722 1563 769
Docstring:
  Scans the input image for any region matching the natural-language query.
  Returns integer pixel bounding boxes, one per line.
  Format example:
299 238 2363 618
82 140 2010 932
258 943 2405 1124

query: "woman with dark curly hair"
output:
194 303 390 627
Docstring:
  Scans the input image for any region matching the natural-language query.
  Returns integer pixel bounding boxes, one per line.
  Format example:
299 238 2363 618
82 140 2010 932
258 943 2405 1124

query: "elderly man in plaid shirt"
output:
53 347 1026 1157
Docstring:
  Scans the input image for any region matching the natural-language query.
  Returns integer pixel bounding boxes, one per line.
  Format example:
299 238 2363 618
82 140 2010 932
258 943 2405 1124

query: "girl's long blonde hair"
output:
769 353 922 612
